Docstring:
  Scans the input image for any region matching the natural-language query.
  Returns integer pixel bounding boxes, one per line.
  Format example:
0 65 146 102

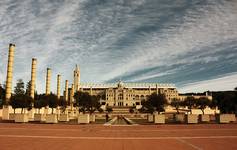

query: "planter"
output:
199 114 210 122
154 114 165 124
218 114 236 123
147 114 154 122
89 114 96 123
44 108 49 116
186 114 198 124
2 106 11 120
28 109 35 121
34 114 46 122
78 114 90 124
9 113 15 120
15 114 29 123
175 114 185 123
46 114 58 123
59 114 69 122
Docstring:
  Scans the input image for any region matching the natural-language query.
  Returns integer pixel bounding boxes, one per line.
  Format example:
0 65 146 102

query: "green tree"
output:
74 91 100 114
14 79 25 95
9 79 33 113
58 97 67 113
196 97 211 114
141 93 167 114
170 98 183 114
25 80 31 96
212 91 236 114
183 96 197 114
9 94 33 114
34 94 48 113
129 107 135 113
45 93 58 114
0 84 6 107
106 106 113 113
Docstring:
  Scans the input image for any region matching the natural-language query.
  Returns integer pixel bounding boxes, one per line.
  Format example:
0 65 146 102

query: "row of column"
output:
3 43 74 104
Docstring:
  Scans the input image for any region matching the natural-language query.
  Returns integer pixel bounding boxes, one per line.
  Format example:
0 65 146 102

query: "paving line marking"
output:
0 127 237 132
177 138 203 150
0 135 237 140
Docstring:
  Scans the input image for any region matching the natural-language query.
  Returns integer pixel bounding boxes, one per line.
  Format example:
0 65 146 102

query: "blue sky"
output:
0 0 237 93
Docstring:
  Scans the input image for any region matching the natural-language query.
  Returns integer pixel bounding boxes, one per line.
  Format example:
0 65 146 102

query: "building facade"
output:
71 66 181 108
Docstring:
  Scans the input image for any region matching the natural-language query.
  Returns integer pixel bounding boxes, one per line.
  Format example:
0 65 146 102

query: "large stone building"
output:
70 65 183 108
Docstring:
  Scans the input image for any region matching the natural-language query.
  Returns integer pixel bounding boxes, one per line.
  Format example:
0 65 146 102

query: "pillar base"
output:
2 105 12 120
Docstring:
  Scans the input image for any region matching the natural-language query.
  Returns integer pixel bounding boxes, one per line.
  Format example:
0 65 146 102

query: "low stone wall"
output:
15 114 29 123
45 114 58 123
175 114 185 123
59 114 69 122
147 114 154 122
78 114 90 124
199 114 210 122
218 114 236 123
154 114 165 124
186 114 198 124
34 114 46 122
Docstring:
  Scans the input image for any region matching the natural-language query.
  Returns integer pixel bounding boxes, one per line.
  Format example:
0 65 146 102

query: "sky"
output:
0 0 237 94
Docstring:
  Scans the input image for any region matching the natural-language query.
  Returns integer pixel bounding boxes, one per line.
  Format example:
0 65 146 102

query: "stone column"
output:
70 84 74 109
30 58 37 99
65 80 68 101
156 84 158 94
71 84 74 101
5 43 15 102
57 75 61 99
46 68 51 95
90 86 92 95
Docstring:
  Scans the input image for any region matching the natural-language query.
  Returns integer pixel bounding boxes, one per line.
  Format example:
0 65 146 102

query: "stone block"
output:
199 114 210 122
28 109 35 121
154 114 165 124
46 114 58 123
9 113 15 120
2 106 10 120
147 114 154 122
15 114 29 123
34 114 46 122
187 114 198 124
90 114 96 122
78 114 90 124
219 114 236 123
175 114 185 123
59 114 69 122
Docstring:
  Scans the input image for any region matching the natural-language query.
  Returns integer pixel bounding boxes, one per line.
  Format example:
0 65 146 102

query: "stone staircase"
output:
111 106 132 114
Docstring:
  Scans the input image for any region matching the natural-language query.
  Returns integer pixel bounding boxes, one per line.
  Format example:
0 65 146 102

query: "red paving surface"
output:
0 123 237 150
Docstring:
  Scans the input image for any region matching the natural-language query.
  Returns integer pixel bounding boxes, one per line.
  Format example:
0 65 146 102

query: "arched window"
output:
135 95 139 100
118 93 123 100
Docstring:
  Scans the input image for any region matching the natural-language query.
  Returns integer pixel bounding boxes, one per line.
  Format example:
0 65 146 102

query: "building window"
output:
118 93 123 100
135 95 139 100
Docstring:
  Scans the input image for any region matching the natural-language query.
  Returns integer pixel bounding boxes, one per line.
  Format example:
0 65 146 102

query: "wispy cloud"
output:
179 72 237 93
0 0 236 93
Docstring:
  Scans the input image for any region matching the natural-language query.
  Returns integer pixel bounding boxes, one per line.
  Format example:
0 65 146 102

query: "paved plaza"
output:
0 123 236 150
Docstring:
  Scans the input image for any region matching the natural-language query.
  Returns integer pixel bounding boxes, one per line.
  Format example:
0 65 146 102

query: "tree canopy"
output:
212 91 236 114
0 84 6 106
183 96 197 114
196 97 211 114
141 93 167 114
170 98 183 114
74 91 101 113
9 79 33 113
45 93 58 114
